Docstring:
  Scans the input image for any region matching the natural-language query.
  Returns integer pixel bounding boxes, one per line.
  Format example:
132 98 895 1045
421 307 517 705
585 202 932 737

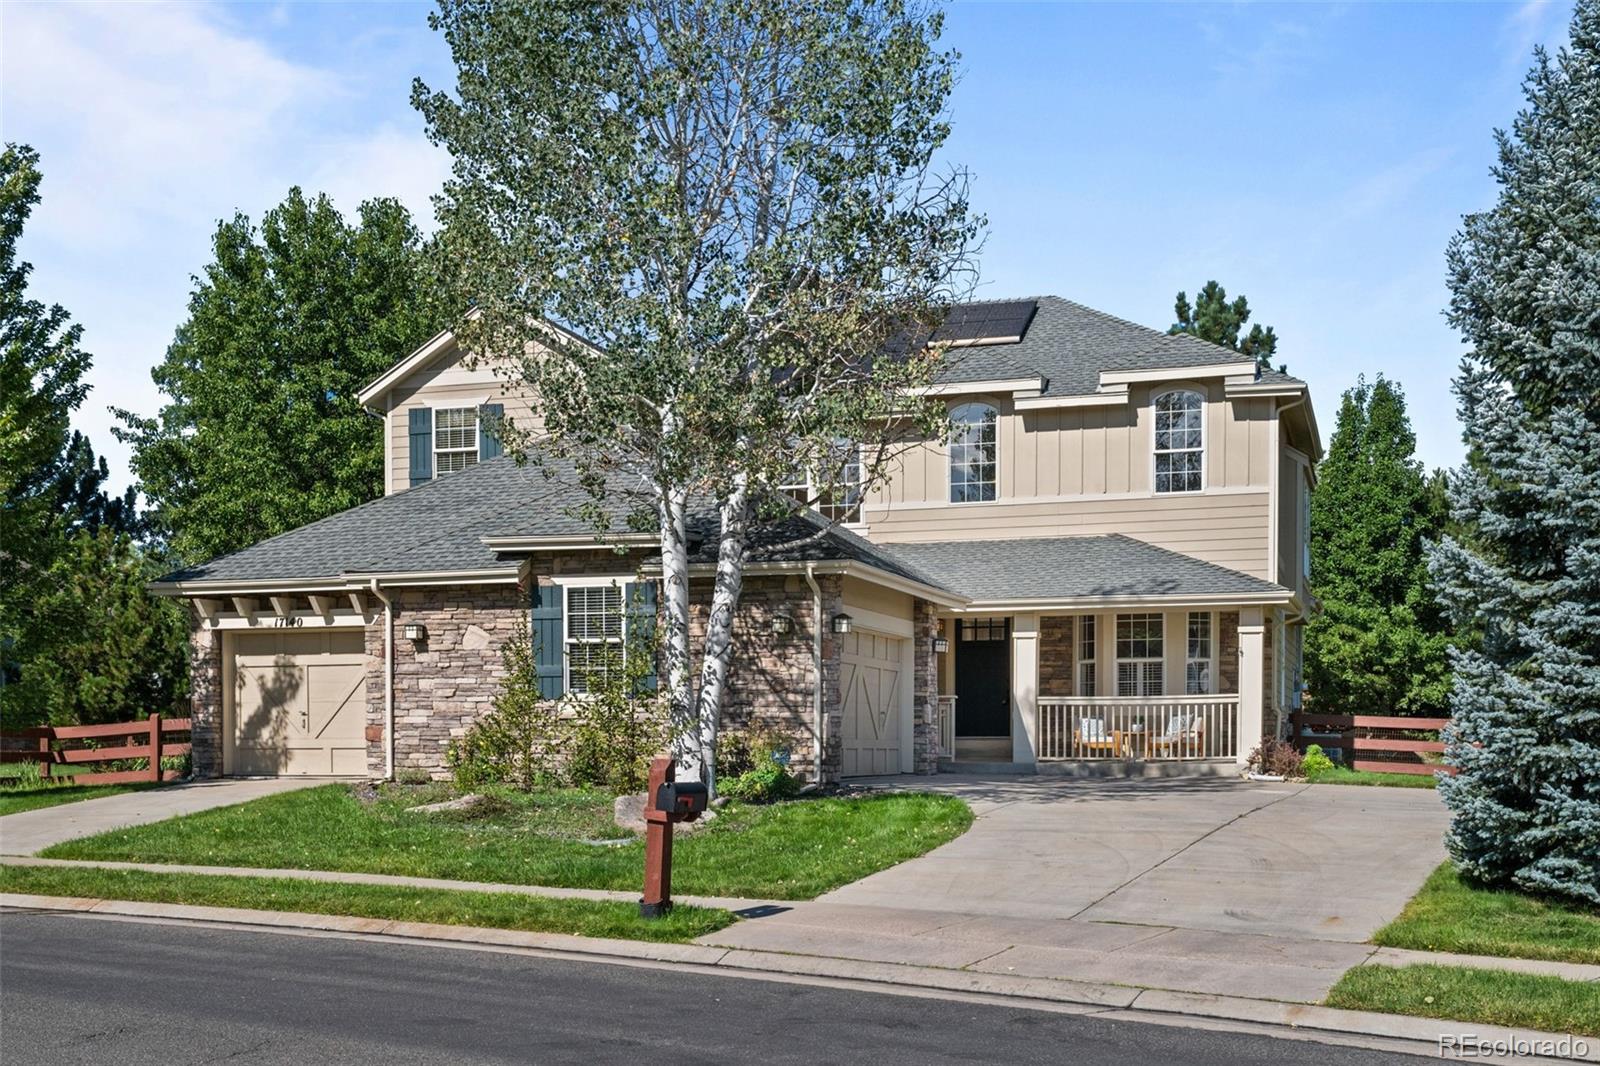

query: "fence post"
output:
37 731 51 780
148 713 162 783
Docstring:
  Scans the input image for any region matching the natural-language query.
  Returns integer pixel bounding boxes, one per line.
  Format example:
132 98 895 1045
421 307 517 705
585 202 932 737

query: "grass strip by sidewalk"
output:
1305 765 1436 789
1327 963 1600 1037
43 785 973 900
1372 863 1600 965
0 863 731 943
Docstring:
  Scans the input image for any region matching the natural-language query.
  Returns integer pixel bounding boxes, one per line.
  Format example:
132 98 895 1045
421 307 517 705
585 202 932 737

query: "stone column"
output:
1236 606 1265 765
912 599 939 775
1011 612 1039 766
188 620 224 778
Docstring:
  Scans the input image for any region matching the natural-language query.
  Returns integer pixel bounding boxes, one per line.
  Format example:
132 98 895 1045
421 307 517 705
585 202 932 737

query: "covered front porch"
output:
933 605 1278 772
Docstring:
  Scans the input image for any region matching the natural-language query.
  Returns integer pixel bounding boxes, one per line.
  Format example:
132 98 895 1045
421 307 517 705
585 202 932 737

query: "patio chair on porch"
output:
1073 717 1124 758
1146 713 1203 758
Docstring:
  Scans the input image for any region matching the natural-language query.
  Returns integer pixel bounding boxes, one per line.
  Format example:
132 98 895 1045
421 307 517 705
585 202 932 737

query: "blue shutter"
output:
408 408 433 486
530 581 565 699
478 403 503 460
625 580 658 693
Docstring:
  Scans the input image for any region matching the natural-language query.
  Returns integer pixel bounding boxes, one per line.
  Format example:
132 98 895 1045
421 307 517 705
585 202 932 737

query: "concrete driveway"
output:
830 775 1450 943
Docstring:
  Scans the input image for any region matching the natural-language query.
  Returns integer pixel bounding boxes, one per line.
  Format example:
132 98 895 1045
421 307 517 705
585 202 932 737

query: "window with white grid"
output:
778 441 862 523
1116 613 1164 696
1186 611 1213 695
565 584 624 694
949 403 997 503
434 407 479 475
1077 615 1097 697
1153 389 1203 494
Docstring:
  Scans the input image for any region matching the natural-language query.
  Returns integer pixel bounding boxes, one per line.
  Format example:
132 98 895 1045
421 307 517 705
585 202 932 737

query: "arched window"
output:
1153 389 1204 494
949 403 998 503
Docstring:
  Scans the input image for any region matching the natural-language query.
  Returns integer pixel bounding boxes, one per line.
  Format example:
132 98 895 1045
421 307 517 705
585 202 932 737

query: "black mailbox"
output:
655 779 709 820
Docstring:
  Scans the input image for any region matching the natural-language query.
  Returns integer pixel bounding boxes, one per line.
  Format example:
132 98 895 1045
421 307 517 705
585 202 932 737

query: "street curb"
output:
5 892 1594 1062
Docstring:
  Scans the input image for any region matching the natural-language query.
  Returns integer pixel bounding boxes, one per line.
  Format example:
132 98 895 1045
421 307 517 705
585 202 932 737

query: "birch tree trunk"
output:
692 475 752 792
657 481 695 770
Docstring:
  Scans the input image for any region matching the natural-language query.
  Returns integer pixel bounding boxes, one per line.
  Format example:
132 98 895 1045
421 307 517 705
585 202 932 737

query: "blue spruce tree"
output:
1427 0 1600 904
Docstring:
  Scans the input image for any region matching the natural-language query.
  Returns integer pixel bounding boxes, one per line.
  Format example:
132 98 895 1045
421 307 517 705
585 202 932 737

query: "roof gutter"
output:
636 558 967 610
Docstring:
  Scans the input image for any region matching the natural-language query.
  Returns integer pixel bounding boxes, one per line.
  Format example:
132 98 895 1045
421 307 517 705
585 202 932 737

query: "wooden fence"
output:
1289 712 1454 776
0 714 192 785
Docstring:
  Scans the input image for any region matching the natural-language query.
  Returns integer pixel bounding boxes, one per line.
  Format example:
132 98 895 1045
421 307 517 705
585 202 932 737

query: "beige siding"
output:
866 491 1272 578
842 576 912 621
382 340 540 494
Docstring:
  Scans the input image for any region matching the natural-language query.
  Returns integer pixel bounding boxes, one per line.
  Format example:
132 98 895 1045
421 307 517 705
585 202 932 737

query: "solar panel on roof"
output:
931 300 1037 346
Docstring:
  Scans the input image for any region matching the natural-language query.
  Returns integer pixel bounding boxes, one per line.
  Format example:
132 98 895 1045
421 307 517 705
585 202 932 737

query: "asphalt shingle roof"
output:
882 534 1288 603
932 296 1305 398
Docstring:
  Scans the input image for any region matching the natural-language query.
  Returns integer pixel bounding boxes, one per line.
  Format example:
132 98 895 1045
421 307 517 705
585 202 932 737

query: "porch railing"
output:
936 696 957 757
1036 695 1240 761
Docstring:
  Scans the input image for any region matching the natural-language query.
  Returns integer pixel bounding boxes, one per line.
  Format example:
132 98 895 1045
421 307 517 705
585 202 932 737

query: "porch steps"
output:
938 758 1240 780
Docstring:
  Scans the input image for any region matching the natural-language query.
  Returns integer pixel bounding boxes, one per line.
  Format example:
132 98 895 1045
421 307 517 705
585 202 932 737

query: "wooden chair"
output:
1147 713 1204 758
1073 717 1121 757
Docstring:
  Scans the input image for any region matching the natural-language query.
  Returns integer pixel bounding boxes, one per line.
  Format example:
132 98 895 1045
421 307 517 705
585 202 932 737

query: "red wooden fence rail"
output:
0 715 192 786
1289 712 1454 776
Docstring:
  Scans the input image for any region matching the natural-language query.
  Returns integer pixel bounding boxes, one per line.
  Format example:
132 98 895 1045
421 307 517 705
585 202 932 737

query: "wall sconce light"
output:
771 611 793 636
830 613 853 634
932 636 950 654
403 623 428 642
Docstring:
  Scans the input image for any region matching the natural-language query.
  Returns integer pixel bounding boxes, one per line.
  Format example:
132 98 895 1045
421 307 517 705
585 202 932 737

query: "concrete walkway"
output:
833 774 1451 942
0 778 333 856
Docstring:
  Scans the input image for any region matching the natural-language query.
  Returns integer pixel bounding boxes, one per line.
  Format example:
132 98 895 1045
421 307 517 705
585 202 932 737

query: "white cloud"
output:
1 2 447 491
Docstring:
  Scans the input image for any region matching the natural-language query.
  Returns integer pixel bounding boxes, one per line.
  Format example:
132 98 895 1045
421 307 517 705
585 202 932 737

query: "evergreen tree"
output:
1426 1 1600 905
1305 376 1452 716
1169 279 1280 371
0 146 188 728
115 189 445 563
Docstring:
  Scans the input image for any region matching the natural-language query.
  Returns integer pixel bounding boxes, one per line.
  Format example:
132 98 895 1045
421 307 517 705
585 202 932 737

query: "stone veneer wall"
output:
911 599 939 774
1039 616 1076 698
188 619 224 778
1218 611 1240 693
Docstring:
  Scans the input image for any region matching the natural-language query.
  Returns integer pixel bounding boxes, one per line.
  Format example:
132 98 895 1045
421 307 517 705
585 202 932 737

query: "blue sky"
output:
2 1 1574 490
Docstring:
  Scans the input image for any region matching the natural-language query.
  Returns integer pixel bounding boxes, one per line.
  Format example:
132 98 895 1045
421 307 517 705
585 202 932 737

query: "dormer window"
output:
949 403 997 503
434 407 479 474
1153 389 1203 494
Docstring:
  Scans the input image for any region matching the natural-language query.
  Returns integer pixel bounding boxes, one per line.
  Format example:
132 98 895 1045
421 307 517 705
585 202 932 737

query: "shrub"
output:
716 724 801 802
1300 743 1336 777
1246 738 1304 777
564 631 668 793
721 761 801 803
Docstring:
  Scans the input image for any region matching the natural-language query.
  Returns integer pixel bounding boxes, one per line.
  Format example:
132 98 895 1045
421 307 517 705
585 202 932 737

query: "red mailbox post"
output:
640 756 707 918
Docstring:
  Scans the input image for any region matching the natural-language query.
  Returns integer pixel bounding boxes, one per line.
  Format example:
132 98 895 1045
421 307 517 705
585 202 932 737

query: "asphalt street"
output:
0 909 1427 1065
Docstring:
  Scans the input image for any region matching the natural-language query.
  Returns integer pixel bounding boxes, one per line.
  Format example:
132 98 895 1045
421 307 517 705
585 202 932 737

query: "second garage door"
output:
230 630 367 776
840 629 904 777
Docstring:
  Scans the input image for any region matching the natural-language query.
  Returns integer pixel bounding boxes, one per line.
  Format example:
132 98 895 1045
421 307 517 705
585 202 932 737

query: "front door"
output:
954 617 1010 737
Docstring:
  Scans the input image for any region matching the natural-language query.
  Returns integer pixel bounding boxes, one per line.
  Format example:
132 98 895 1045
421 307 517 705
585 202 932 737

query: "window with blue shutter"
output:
408 407 433 486
478 402 504 460
530 581 565 698
625 580 658 693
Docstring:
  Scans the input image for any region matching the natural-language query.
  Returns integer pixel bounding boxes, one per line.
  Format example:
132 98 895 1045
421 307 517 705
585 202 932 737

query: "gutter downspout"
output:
369 578 394 781
804 564 824 787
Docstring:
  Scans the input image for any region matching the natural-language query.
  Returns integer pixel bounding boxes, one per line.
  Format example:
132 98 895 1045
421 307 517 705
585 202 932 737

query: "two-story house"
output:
155 296 1319 783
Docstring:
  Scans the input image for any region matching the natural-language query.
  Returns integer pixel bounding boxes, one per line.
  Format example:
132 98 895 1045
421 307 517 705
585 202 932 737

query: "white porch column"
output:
1011 612 1039 765
1236 606 1265 765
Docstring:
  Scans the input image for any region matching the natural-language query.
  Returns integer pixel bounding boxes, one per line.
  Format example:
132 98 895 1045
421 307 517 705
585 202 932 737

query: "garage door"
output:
231 630 367 776
841 629 903 777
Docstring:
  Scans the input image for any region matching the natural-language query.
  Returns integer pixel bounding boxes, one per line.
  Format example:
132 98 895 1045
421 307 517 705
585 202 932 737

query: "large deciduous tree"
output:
1305 376 1452 716
0 145 188 728
1426 1 1600 905
116 189 445 563
415 0 981 786
1169 280 1279 371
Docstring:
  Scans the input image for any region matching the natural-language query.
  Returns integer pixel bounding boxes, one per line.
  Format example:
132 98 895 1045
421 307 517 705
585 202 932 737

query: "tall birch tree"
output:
415 0 981 786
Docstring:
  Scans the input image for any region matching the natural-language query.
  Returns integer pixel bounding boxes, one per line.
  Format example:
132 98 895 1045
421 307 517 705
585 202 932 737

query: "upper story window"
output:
949 402 998 503
434 407 479 475
1153 389 1203 494
779 440 863 523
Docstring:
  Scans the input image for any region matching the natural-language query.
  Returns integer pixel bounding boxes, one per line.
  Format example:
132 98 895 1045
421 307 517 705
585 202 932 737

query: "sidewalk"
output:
4 887 1594 1064
0 778 331 856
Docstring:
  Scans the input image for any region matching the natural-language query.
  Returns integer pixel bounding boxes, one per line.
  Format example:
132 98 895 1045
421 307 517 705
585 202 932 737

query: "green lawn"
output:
1327 964 1600 1037
42 783 973 900
1306 765 1437 789
0 863 729 943
1372 863 1600 964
